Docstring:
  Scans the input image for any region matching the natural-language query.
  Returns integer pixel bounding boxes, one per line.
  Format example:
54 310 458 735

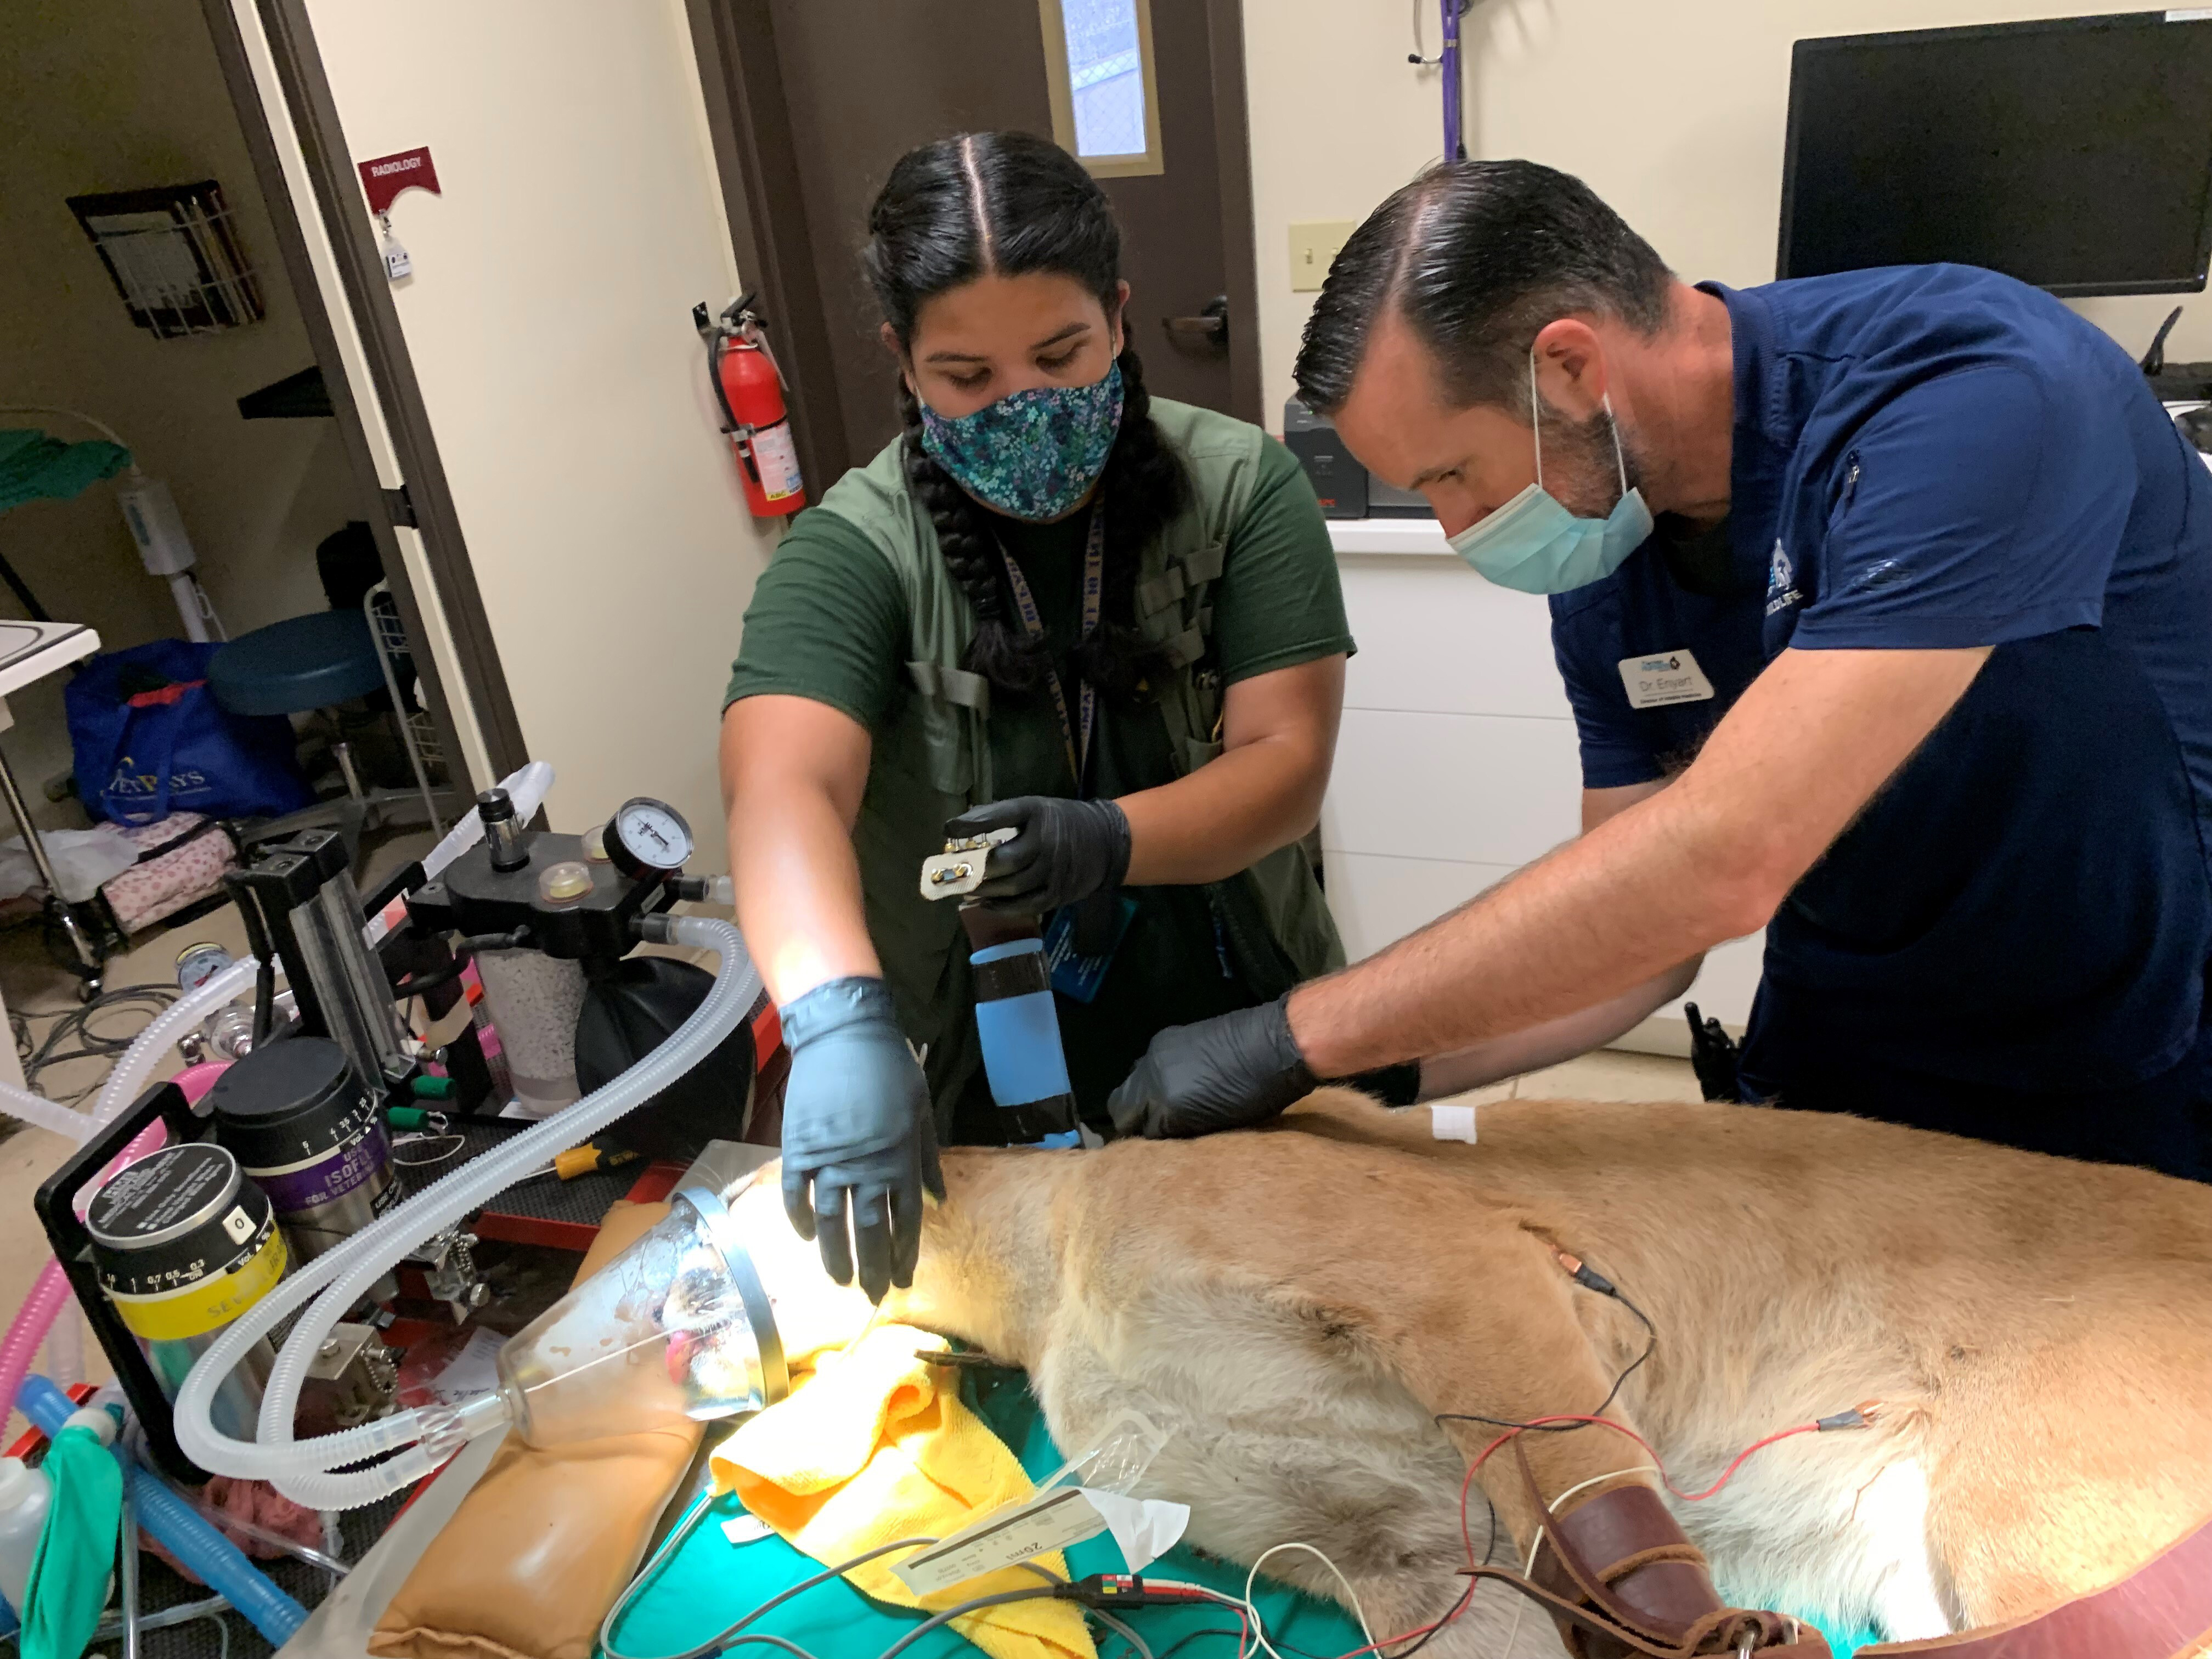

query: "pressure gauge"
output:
605 797 694 878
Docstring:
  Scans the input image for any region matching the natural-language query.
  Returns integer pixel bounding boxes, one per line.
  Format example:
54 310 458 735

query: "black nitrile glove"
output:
1107 993 1318 1139
945 797 1131 915
777 977 942 1302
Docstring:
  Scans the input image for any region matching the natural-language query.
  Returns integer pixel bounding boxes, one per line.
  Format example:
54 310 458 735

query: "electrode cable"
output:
16 984 179 1103
1432 1250 1657 1437
606 1505 1248 1659
1242 1544 1373 1659
600 1513 939 1659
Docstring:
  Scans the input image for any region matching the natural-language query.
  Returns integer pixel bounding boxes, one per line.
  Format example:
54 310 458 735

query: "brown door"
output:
1093 0 1254 422
688 0 1263 482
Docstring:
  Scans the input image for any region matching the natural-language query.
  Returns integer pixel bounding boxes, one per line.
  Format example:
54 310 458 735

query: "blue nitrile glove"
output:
778 977 942 1303
1107 994 1318 1139
946 797 1131 915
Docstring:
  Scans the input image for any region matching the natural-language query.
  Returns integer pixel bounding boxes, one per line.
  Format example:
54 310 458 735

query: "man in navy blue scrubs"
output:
1107 159 2212 1182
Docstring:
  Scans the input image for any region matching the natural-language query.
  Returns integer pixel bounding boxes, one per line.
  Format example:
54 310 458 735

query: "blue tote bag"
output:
65 640 313 825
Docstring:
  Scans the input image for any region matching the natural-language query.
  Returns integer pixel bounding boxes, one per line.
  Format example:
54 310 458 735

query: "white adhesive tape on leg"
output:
1430 1103 1479 1144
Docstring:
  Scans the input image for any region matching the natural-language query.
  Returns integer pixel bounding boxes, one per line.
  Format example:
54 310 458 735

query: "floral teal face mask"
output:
917 360 1124 522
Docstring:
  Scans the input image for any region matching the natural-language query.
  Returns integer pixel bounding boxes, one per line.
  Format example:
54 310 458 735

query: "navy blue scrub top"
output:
1549 264 2212 1180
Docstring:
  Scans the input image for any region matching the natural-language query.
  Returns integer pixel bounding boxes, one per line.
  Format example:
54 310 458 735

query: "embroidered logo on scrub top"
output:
1765 540 1802 617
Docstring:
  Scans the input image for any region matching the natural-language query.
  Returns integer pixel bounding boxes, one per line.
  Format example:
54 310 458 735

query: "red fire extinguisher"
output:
697 295 805 517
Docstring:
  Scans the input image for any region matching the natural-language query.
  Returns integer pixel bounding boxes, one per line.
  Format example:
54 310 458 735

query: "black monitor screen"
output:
1779 12 2212 295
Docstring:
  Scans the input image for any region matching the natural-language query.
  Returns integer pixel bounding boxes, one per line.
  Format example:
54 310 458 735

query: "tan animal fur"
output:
729 1090 2212 1657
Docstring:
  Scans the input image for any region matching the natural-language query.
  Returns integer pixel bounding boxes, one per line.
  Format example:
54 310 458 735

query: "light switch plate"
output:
1288 220 1357 292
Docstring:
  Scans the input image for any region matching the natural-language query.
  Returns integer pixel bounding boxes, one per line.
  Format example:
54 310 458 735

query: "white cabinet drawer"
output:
1324 849 1765 1028
1323 850 1767 1041
1652 931 1765 1031
1324 708 1582 866
1681 932 1764 1022
1339 556 1572 720
1618 930 1767 1049
1323 849 1515 963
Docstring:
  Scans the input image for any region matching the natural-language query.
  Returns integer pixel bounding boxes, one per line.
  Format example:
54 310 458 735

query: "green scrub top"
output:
726 435 1353 1138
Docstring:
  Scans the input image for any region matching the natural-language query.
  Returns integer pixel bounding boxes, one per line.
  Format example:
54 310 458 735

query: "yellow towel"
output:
710 1324 1096 1659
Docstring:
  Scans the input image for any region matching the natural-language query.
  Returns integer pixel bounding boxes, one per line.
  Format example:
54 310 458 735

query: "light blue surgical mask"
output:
1447 354 1654 594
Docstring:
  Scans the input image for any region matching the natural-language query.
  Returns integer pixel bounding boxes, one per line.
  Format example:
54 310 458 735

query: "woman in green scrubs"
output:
719 131 1361 1298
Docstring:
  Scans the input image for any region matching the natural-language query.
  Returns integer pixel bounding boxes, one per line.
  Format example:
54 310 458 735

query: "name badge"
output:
1044 894 1137 1004
1618 649 1716 709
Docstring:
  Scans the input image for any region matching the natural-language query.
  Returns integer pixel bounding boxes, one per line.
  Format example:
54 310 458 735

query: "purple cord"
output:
1441 0 1464 160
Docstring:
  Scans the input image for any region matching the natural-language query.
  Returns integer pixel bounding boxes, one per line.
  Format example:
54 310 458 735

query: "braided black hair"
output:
863 131 1187 699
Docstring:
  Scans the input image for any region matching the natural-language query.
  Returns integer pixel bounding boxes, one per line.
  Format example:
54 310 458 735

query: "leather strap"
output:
1475 1431 2212 1659
1459 1438 1831 1659
1857 1509 2212 1659
1462 1565 1831 1659
1536 1480 1723 1639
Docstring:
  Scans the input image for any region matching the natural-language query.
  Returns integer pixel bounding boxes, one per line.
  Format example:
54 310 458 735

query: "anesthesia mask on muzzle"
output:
495 1161 803 1446
489 1141 827 1442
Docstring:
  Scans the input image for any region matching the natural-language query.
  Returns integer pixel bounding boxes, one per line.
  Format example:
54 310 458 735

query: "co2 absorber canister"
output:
85 1142 286 1441
206 1035 398 1266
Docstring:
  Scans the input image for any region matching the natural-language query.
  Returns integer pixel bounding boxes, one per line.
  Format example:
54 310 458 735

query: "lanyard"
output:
997 507 1105 792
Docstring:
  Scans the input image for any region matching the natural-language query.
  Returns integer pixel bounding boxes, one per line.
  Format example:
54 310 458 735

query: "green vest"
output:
814 397 1346 1128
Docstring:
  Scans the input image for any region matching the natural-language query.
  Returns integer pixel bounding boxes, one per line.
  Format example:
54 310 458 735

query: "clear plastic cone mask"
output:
496 1166 878 1448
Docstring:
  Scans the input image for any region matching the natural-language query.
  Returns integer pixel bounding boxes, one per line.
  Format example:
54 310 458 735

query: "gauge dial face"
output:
610 797 693 874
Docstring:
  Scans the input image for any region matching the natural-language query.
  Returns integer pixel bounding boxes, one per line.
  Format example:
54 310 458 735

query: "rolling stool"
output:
209 611 435 864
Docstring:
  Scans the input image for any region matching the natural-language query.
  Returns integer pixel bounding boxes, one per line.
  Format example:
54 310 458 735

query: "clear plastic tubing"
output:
42 1291 84 1389
14 1377 306 1646
249 913 760 1509
92 954 263 1126
0 1267 70 1429
0 956 246 1137
0 1078 100 1142
2 938 266 1422
173 916 759 1509
4 1118 170 1429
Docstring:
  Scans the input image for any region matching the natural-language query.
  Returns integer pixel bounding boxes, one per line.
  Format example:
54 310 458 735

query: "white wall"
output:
0 3 363 826
300 0 777 864
1243 0 2208 426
